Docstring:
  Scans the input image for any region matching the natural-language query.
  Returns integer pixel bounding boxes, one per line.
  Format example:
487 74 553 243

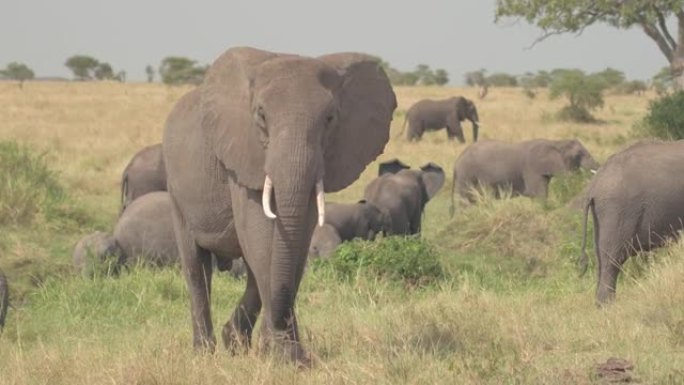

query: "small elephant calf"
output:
74 192 244 276
308 201 392 259
363 159 445 235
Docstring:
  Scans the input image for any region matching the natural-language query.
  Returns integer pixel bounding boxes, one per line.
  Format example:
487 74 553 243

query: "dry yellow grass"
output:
1 81 682 384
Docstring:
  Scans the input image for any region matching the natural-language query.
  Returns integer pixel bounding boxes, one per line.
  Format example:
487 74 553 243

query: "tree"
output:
433 69 450 85
159 57 206 85
496 0 684 88
549 69 607 122
65 55 100 80
464 69 487 87
486 72 518 87
94 62 114 80
0 62 34 88
145 65 155 83
593 67 626 89
652 66 677 95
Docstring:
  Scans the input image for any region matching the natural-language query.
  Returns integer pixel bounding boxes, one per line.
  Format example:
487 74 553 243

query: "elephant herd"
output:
4 47 680 367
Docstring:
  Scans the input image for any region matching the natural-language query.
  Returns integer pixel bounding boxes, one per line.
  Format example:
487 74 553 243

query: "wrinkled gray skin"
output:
162 47 396 365
74 192 245 277
307 201 392 259
308 224 342 260
579 140 684 305
0 269 8 331
121 143 166 214
451 139 599 211
402 97 479 143
364 159 445 235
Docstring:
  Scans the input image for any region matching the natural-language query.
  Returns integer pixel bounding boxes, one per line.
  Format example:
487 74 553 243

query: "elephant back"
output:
114 191 179 267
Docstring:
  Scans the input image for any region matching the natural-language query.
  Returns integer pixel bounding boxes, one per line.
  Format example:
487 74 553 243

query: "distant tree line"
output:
463 67 648 96
374 58 449 86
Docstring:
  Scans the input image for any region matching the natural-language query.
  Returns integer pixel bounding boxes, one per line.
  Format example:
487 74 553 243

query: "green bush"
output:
0 141 65 226
549 69 606 122
312 236 445 287
638 91 684 140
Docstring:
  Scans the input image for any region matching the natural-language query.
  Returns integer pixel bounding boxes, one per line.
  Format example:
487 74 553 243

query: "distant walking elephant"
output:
74 192 245 277
308 200 392 259
450 139 599 212
120 143 166 214
0 269 8 331
402 96 479 142
579 140 684 304
364 159 445 235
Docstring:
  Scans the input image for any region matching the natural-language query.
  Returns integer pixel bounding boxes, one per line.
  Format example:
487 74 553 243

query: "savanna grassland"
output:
1 81 683 384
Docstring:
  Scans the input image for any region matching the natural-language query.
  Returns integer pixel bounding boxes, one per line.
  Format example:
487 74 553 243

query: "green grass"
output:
0 83 682 384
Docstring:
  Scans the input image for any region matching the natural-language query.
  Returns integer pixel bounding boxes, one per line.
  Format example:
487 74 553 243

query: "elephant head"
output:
357 199 393 240
308 224 342 260
203 48 396 223
456 97 480 141
378 158 411 176
554 139 599 172
72 231 124 277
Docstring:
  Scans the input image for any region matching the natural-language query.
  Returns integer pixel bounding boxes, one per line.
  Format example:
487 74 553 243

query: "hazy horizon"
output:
0 0 670 84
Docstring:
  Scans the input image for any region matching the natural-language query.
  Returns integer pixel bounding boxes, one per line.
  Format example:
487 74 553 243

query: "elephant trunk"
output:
265 139 323 332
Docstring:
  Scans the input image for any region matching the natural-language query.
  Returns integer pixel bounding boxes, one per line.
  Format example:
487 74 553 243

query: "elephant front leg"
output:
222 265 261 353
171 200 216 351
446 122 466 143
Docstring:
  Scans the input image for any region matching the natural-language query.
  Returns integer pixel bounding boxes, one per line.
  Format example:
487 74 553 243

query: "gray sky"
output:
0 0 668 83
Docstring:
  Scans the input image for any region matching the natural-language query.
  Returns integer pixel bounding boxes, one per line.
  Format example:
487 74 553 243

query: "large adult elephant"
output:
162 47 396 365
451 139 599 211
308 200 392 259
579 140 684 305
402 96 479 142
0 269 8 331
363 159 445 235
120 143 166 214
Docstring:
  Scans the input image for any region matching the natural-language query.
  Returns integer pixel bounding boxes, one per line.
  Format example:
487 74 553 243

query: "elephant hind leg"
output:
169 196 216 351
223 264 261 354
595 213 635 305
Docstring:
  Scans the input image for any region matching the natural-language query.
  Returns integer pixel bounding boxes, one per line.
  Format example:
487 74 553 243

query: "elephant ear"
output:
378 158 411 176
419 162 445 199
318 53 397 192
201 47 279 190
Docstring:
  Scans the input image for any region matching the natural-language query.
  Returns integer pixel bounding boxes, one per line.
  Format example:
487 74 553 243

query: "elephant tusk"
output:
590 169 598 175
316 180 325 227
262 175 277 219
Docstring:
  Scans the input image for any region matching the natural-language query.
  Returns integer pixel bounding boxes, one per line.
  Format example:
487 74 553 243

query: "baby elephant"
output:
363 159 445 235
75 192 245 277
451 138 598 211
120 143 166 214
74 192 177 275
308 201 392 259
580 140 684 304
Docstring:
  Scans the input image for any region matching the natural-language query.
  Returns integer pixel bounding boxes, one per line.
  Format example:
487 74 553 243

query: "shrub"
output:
549 69 606 122
312 236 445 287
637 91 684 140
0 141 65 226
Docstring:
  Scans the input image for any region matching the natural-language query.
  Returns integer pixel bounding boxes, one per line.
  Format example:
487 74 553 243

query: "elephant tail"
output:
120 172 129 216
449 169 457 217
578 197 594 277
0 269 8 331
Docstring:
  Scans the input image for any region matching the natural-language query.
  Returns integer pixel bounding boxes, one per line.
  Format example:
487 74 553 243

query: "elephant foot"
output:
258 330 315 368
221 322 250 355
192 335 217 353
